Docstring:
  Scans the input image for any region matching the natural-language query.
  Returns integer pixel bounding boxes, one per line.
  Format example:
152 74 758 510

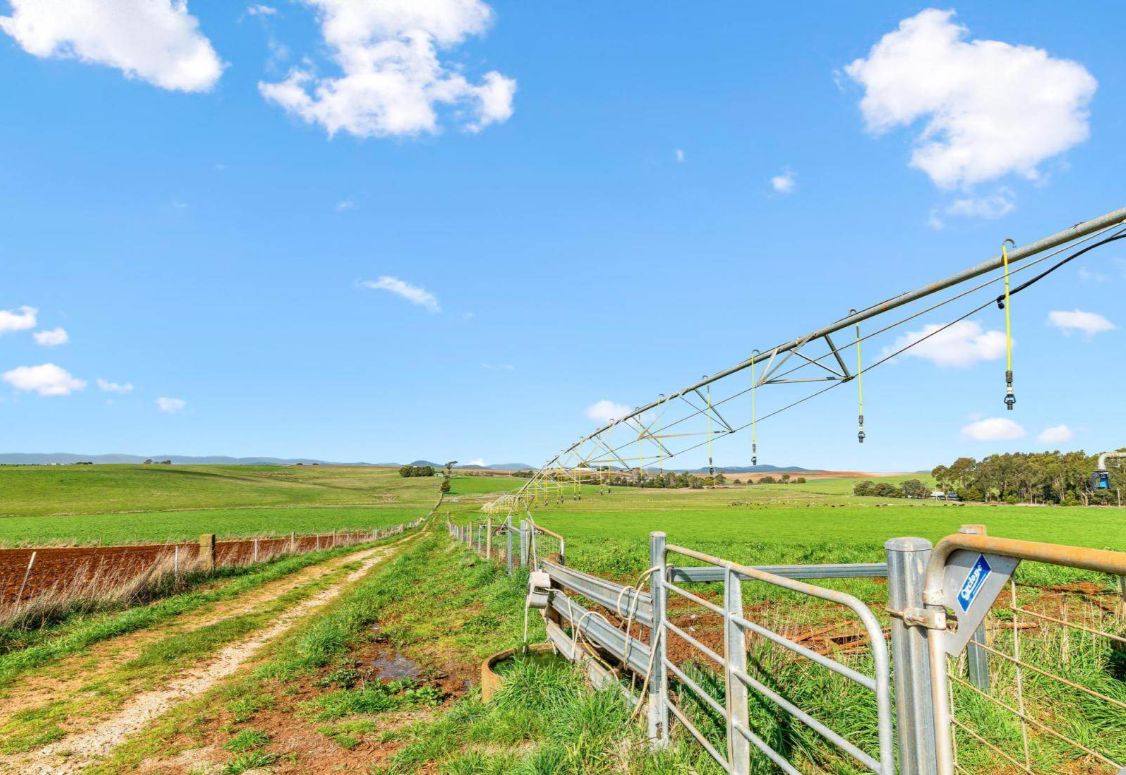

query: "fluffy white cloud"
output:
33 327 69 347
246 4 277 15
259 0 515 139
156 396 186 413
1047 309 1115 337
584 399 632 425
361 276 441 313
886 320 1007 368
771 169 796 193
845 9 1096 188
962 417 1025 441
0 0 224 92
0 306 37 335
676 149 685 163
1037 424 1074 445
467 457 486 466
97 378 134 394
2 363 86 396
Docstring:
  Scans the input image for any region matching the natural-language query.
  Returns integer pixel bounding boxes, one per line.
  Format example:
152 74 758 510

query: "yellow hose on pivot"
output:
1002 239 1016 410
705 378 714 487
852 310 865 444
750 351 758 466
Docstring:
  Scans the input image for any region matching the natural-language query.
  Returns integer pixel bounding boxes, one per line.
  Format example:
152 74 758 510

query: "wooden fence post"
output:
199 534 216 571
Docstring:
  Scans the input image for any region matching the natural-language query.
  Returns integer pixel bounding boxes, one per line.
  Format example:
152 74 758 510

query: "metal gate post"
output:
960 525 990 692
886 537 938 775
648 531 669 746
506 518 514 575
486 517 492 559
519 520 528 568
724 566 750 774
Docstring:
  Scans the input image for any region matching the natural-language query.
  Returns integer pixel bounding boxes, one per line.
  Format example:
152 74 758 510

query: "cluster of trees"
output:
853 479 930 499
398 464 436 478
931 451 1123 506
515 471 809 489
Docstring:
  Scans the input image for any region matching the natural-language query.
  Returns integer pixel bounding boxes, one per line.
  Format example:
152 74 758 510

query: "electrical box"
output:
1094 470 1111 490
526 570 552 610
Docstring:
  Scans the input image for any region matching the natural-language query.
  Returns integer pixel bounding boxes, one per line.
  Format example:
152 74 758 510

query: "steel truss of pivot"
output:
514 205 1126 503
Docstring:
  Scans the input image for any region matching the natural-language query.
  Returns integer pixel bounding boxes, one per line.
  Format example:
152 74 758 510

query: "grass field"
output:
0 465 441 546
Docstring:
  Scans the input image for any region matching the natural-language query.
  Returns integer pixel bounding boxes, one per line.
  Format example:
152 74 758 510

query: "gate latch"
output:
886 606 947 630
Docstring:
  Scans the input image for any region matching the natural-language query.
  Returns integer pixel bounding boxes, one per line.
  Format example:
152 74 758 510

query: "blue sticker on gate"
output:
957 554 992 613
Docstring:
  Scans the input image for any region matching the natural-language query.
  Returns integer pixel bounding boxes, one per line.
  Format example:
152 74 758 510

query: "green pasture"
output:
0 465 440 546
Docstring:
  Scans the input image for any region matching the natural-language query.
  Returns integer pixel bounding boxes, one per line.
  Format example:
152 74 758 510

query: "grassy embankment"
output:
0 464 440 545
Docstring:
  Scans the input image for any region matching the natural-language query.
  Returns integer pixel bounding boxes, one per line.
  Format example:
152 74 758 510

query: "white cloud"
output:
845 9 1096 188
1047 309 1115 337
335 199 356 211
2 364 86 396
361 276 441 313
0 0 224 93
97 378 134 394
33 327 69 347
0 306 37 335
467 457 486 466
1037 424 1074 445
584 399 632 425
246 4 277 15
259 0 516 139
886 320 1007 368
771 169 796 193
945 189 1015 220
962 417 1025 441
676 149 684 163
156 396 187 413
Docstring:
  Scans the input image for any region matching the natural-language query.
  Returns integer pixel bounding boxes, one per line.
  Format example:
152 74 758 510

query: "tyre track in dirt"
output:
0 543 393 715
0 534 415 775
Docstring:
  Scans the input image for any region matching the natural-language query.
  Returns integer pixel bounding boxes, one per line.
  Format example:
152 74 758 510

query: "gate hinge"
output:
886 606 947 630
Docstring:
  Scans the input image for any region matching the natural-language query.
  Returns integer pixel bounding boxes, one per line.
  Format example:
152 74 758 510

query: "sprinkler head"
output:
858 429 866 444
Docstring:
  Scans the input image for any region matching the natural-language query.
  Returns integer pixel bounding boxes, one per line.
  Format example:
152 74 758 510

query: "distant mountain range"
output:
683 464 812 474
0 453 536 469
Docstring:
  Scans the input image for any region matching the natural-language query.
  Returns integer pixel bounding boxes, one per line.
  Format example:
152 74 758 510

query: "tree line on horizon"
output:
929 450 1124 506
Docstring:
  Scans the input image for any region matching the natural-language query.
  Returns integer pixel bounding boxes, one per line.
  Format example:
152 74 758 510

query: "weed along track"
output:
0 535 416 775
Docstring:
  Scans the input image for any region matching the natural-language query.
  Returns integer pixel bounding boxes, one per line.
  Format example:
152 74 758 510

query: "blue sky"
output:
1 1 1123 471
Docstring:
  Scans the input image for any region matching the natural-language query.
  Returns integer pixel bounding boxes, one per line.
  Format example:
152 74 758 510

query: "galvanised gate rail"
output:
449 515 1126 774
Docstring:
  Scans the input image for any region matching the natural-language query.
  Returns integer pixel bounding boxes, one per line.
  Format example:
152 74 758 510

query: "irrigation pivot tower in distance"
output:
514 206 1126 507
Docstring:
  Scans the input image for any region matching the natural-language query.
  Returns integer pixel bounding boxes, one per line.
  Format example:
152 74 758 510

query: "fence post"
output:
960 524 990 692
486 517 492 559
290 531 295 553
886 537 938 775
253 538 259 564
200 534 216 572
648 531 669 747
332 529 337 548
724 566 750 774
506 517 514 576
520 520 528 568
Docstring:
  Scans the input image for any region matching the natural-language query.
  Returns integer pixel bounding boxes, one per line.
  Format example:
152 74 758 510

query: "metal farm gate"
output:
450 517 1126 775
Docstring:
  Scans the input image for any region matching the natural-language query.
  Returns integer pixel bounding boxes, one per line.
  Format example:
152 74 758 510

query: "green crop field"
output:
449 475 1126 580
0 465 441 546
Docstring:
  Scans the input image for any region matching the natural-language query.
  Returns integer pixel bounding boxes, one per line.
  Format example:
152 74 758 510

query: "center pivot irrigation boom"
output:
514 206 1126 507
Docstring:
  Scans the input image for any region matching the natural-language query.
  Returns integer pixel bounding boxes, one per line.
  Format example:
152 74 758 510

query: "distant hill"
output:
0 453 386 466
0 453 536 470
682 464 812 474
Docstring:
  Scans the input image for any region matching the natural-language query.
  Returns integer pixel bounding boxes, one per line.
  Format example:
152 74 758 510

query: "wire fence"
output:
448 515 1126 775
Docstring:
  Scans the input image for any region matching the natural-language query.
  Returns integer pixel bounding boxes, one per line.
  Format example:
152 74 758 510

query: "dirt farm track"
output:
0 532 374 606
